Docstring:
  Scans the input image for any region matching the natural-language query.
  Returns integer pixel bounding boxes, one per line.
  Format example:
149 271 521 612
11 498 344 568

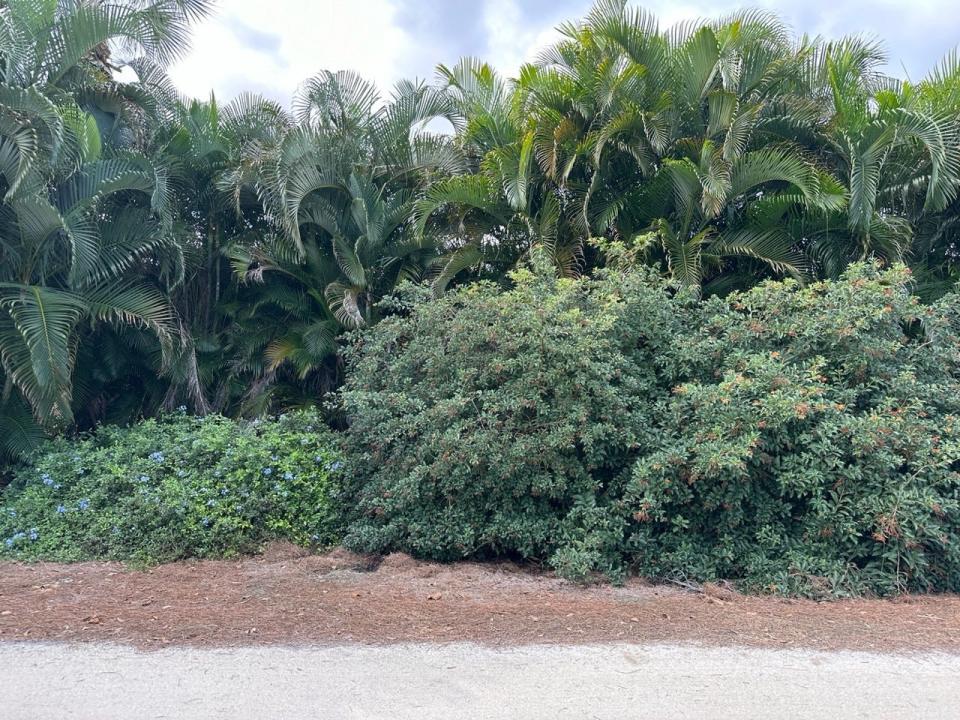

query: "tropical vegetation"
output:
0 409 341 563
1 0 959 595
336 261 960 596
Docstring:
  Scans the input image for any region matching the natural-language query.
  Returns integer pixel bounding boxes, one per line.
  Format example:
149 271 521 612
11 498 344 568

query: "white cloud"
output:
168 0 960 106
483 0 564 74
169 0 413 105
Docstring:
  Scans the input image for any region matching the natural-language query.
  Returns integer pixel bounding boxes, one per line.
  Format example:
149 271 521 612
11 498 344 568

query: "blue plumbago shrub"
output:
339 261 960 595
0 410 341 563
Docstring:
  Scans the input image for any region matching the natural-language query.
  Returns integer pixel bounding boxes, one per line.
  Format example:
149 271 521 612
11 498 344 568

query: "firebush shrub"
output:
338 262 960 595
628 263 960 595
0 410 341 563
336 262 683 578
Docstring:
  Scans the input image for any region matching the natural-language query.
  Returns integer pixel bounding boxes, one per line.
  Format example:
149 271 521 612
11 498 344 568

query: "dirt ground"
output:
1 543 958 651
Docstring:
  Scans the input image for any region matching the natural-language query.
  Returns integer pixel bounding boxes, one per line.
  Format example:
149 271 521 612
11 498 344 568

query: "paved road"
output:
2 642 958 719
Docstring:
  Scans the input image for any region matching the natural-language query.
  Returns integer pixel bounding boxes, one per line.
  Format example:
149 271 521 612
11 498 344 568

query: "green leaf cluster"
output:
0 409 340 563
338 262 960 595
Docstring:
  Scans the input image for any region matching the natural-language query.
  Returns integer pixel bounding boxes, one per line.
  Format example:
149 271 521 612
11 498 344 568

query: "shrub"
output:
338 261 960 595
0 410 341 563
336 260 685 578
626 263 960 596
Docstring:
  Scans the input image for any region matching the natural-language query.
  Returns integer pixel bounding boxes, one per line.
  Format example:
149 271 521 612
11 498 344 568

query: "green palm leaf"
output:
0 283 86 422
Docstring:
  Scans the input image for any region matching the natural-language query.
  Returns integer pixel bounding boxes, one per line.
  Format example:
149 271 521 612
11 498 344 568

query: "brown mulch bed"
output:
1 543 958 652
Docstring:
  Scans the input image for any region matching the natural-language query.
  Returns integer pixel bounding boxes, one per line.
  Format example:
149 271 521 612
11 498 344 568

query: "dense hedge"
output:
628 264 960 595
338 263 960 596
3 263 959 596
337 261 679 577
0 411 341 563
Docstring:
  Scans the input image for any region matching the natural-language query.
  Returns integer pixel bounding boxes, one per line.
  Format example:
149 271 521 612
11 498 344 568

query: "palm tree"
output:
0 0 211 460
791 39 960 278
413 58 587 292
522 4 850 293
907 50 960 297
425 2 959 295
216 70 463 408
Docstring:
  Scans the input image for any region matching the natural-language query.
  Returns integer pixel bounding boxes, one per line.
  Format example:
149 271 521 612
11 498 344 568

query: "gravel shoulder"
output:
3 641 960 720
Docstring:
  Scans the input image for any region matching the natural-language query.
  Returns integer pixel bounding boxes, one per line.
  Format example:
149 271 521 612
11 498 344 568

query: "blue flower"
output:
201 517 210 527
177 405 187 413
4 532 26 549
78 499 90 511
329 461 343 472
271 454 278 461
138 475 150 483
314 455 324 463
149 452 165 463
206 499 217 507
56 505 66 514
262 467 273 476
220 488 230 496
28 529 38 541
41 473 54 486
283 471 294 481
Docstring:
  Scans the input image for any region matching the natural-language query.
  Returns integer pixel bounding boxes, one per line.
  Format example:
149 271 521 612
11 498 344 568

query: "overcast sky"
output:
168 0 960 106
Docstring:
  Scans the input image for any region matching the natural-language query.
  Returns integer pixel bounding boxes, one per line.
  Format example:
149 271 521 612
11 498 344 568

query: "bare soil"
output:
1 543 958 651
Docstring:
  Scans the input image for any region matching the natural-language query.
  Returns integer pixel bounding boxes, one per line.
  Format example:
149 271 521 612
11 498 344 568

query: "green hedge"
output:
627 264 960 595
4 263 959 596
337 262 676 578
0 410 341 563
337 262 960 596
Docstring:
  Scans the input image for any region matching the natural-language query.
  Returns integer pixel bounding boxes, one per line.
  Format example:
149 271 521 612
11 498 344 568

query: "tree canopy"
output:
1 0 960 462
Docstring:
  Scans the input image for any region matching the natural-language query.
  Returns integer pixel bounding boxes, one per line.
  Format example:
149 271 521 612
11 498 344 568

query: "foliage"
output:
0 410 341 563
0 0 214 460
0 1 959 598
416 4 960 296
3 1 960 460
335 255 679 576
628 263 960 595
337 262 960 595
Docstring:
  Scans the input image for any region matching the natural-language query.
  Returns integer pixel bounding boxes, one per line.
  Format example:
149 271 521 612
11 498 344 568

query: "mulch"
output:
1 543 958 652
